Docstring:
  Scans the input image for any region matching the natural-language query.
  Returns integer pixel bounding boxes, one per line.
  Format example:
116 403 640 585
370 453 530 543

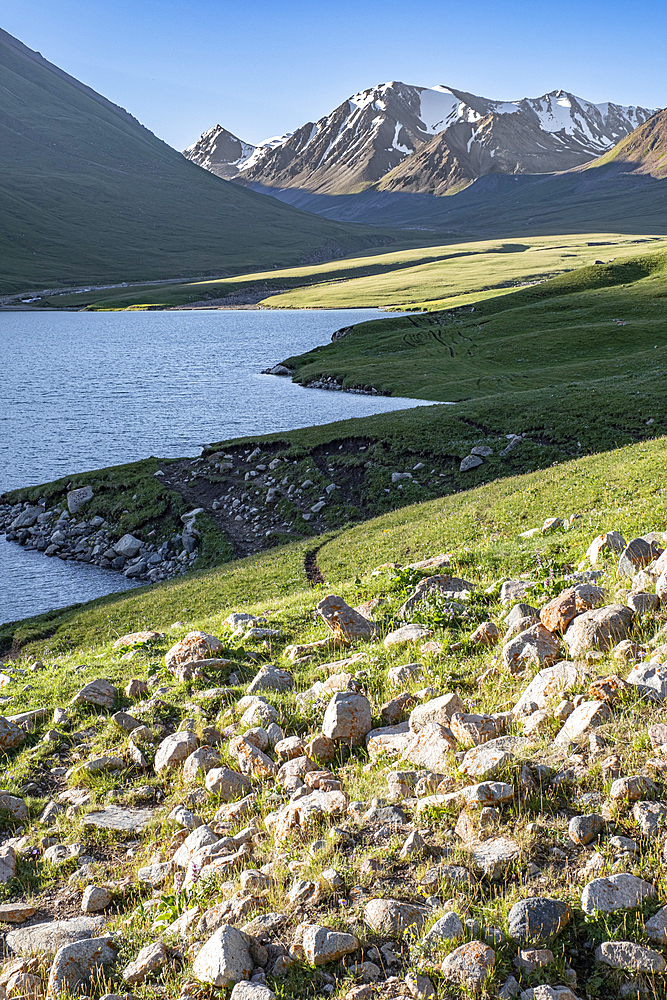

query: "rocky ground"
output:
3 524 667 998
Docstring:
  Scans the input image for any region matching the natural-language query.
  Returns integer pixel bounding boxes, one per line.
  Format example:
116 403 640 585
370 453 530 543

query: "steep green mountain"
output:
587 107 667 177
0 29 390 294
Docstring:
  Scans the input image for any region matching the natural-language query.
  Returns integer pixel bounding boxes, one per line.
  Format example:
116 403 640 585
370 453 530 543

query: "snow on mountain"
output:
183 126 293 180
183 82 655 194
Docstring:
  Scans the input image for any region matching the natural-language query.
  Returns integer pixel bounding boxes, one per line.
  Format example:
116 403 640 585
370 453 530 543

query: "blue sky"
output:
3 0 665 150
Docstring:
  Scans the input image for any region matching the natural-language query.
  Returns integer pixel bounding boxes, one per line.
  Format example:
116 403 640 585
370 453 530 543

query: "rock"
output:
626 662 667 700
247 666 293 694
512 661 582 717
173 825 219 867
304 734 335 764
272 789 347 843
82 806 155 832
168 805 201 829
381 693 415 725
588 674 631 702
462 781 514 807
230 985 276 1000
301 925 359 965
114 534 143 559
67 486 94 514
644 904 667 943
184 747 221 784
460 455 483 471
48 935 117 997
595 940 665 972
10 506 42 529
363 898 429 937
632 800 667 836
71 678 117 710
0 715 25 750
165 631 225 671
192 924 253 986
514 948 554 972
316 595 377 640
470 837 520 879
540 585 606 632
123 940 168 984
554 700 611 746
609 775 655 803
322 692 372 744
6 916 106 956
0 845 16 883
502 624 560 673
400 830 425 858
206 767 251 800
399 573 473 615
441 941 495 991
137 861 173 887
405 972 436 999
450 712 501 746
459 737 530 779
568 814 603 845
229 736 278 778
401 723 456 771
126 678 148 698
409 692 465 732
587 530 627 562
81 886 111 913
154 730 198 773
0 903 36 923
421 911 464 949
0 793 28 822
113 631 163 650
366 722 411 760
469 621 499 646
507 898 572 944
384 624 433 648
619 537 661 577
581 873 655 914
563 604 634 658
500 580 535 604
111 710 141 732
649 723 667 747
388 662 422 686
628 592 659 614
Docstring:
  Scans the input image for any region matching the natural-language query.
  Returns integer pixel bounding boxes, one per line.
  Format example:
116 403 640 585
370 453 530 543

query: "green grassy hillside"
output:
40 232 665 312
281 247 667 401
2 440 667 1000
0 29 393 294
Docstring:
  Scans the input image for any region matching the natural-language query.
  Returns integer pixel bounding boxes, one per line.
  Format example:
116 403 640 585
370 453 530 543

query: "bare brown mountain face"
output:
184 82 654 196
378 111 609 196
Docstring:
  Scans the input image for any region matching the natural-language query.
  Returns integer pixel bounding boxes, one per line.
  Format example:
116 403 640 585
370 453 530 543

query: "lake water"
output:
1 309 435 625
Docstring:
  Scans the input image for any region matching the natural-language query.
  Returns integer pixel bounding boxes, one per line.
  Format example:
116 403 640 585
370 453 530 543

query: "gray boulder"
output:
507 898 572 944
6 916 106 956
114 534 143 559
48 935 117 996
192 924 253 986
563 604 634 658
322 692 372 744
619 537 662 577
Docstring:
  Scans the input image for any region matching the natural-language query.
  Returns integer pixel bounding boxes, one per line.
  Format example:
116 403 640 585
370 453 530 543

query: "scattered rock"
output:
502 624 560 673
507 898 572 944
554 700 611 746
316 595 378 640
581 873 655 914
322 692 372 744
563 604 634 658
441 941 495 990
6 916 106 956
71 678 117 710
81 885 111 913
384 624 434 648
568 814 603 845
192 924 253 986
301 924 359 965
595 940 665 972
123 940 168 984
48 935 117 997
363 898 429 937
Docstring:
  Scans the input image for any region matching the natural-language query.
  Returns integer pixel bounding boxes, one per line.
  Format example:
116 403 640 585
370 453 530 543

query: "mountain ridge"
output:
183 80 655 195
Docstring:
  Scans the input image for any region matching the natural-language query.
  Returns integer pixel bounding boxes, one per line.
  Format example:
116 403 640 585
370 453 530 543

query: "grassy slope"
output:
43 233 665 312
0 30 392 294
281 247 667 401
3 435 667 655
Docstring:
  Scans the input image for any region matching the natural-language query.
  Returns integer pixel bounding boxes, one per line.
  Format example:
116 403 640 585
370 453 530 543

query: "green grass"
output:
280 246 667 402
0 30 397 294
5 437 667 998
42 232 666 312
